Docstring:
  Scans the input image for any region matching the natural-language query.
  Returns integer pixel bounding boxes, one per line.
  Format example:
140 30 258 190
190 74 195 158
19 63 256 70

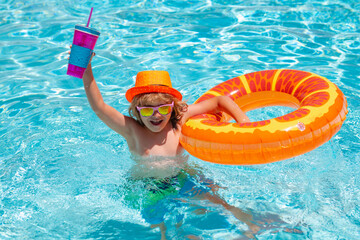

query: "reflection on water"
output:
1 0 360 239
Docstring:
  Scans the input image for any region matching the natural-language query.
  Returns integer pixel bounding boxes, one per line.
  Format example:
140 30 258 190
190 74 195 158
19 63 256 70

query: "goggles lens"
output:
158 105 172 115
139 108 154 117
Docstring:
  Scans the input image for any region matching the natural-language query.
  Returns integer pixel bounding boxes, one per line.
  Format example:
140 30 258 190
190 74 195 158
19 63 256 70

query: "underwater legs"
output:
151 222 167 240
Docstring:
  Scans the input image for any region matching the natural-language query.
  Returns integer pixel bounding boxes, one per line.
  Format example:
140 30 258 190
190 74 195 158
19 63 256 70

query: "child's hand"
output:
241 115 250 123
67 45 73 60
67 45 71 60
89 51 95 63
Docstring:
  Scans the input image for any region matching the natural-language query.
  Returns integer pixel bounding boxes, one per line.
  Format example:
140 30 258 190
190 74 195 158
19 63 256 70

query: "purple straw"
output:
86 7 93 27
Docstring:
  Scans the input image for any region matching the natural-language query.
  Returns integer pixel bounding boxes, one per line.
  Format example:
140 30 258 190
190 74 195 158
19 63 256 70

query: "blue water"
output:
1 0 360 239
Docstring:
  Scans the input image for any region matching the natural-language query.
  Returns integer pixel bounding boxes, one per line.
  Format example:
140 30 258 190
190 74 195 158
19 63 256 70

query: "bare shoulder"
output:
116 114 143 138
97 105 141 141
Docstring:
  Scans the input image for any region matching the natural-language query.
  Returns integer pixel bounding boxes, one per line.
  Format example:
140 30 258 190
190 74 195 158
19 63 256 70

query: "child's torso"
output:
130 154 189 179
126 123 187 179
129 123 183 157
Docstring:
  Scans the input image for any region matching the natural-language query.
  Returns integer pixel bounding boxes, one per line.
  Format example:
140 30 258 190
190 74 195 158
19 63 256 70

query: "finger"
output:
88 52 95 63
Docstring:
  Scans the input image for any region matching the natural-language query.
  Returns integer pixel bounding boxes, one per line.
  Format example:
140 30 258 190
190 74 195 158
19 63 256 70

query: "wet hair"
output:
129 93 188 130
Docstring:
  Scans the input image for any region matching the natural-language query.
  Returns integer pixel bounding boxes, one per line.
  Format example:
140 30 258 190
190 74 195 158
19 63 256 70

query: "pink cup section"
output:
72 29 99 49
67 64 86 78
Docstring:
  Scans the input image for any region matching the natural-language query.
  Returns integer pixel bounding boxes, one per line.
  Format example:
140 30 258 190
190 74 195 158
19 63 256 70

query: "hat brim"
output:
125 85 182 102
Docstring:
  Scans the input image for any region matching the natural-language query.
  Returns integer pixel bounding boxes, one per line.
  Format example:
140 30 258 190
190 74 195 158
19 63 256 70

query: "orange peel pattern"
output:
180 69 348 165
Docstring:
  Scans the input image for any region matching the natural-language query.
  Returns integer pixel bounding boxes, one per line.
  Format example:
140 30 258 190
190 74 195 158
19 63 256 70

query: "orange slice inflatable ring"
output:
180 69 348 165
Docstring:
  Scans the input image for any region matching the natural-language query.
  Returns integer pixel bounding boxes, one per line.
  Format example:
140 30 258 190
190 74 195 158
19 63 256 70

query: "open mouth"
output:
150 120 163 126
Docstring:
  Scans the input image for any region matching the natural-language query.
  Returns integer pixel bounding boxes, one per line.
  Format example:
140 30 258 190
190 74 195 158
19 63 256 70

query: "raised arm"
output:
81 55 136 139
181 96 250 125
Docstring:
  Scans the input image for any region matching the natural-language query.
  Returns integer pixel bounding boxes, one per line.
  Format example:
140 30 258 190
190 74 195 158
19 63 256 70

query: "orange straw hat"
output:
125 70 182 102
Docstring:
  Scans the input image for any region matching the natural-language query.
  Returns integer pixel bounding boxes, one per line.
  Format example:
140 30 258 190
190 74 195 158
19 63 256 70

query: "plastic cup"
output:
67 25 100 78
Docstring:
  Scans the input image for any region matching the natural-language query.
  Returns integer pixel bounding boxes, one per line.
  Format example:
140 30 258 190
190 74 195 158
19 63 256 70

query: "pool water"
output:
1 0 360 239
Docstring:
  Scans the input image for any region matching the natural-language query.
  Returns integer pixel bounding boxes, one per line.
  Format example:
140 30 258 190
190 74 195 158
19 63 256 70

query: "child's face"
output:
138 99 173 133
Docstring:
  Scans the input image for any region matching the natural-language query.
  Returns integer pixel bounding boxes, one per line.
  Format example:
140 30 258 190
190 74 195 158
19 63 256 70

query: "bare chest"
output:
131 128 183 156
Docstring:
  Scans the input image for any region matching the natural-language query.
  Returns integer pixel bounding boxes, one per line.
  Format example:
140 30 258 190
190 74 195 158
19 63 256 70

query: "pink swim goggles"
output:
136 102 174 117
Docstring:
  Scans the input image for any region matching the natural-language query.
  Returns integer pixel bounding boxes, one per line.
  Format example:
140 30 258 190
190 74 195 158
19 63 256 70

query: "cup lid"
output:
75 24 100 36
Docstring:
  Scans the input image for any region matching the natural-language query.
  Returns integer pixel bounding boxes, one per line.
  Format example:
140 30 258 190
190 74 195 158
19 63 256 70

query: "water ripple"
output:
1 0 360 239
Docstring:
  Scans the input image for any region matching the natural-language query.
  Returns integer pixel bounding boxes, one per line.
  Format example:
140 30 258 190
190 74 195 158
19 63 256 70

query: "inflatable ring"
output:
180 69 348 165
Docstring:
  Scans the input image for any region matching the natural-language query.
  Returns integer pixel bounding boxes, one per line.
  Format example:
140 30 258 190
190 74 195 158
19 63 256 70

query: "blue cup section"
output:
68 44 93 68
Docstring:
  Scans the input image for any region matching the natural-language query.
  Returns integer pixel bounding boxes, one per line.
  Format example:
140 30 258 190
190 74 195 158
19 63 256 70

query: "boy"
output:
78 52 256 239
